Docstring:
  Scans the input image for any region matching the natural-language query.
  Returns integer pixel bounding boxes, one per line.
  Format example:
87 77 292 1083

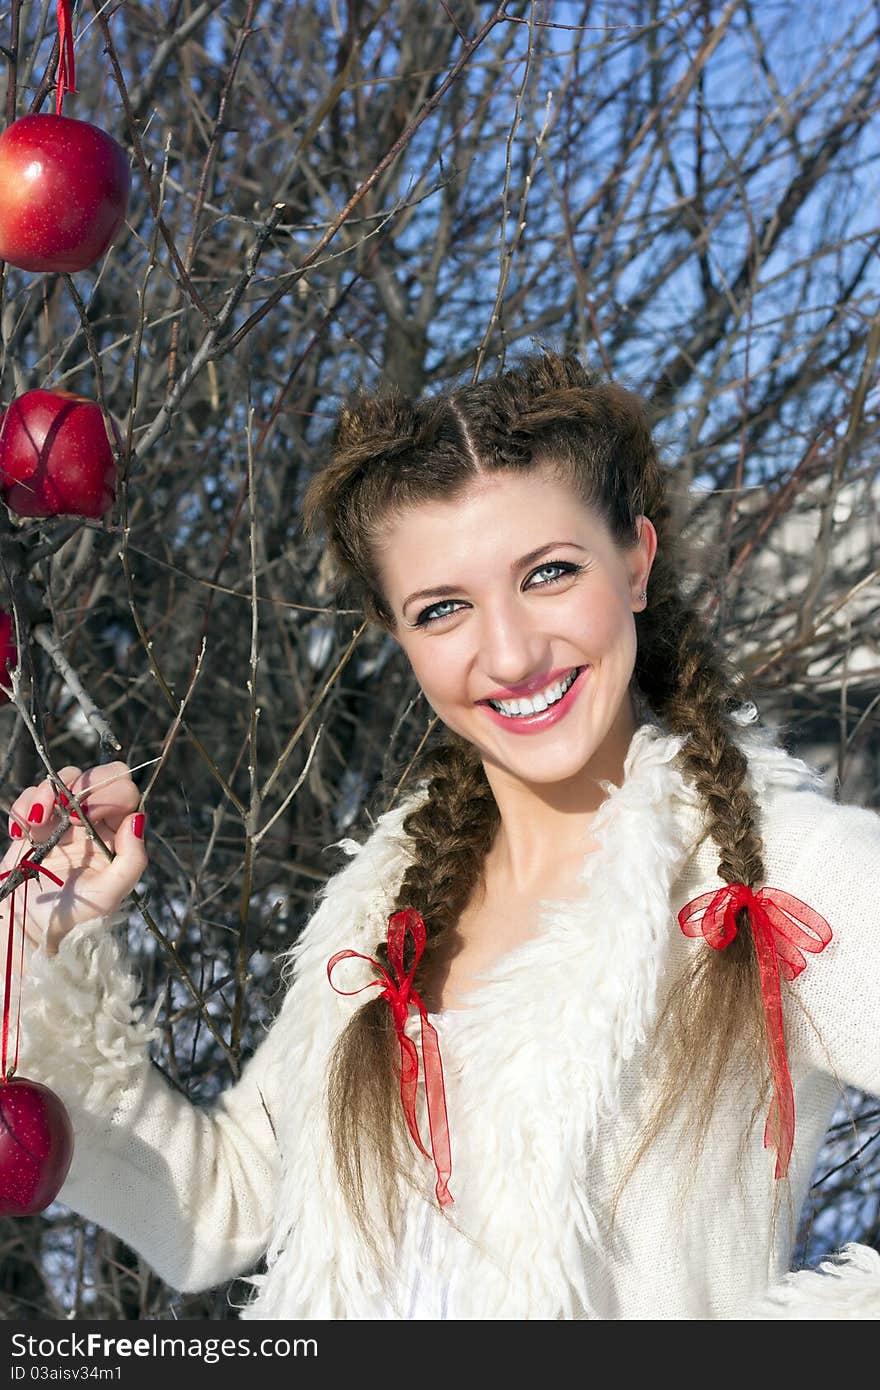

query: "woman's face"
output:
375 466 658 793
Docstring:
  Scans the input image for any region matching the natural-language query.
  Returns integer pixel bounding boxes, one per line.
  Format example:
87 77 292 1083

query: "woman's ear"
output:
632 515 658 600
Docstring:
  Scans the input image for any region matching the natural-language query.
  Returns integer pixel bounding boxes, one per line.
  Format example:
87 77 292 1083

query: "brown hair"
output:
302 350 778 1257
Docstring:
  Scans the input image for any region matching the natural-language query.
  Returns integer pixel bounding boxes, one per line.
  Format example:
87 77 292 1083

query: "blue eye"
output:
530 562 579 585
413 560 583 628
415 598 462 627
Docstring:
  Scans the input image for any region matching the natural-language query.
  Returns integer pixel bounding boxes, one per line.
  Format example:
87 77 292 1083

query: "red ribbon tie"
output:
56 0 77 116
327 907 453 1208
679 882 832 1179
2 848 65 1080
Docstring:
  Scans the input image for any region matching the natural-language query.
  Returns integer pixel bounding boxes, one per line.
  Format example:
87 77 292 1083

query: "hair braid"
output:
393 737 500 942
608 521 777 1223
327 734 499 1252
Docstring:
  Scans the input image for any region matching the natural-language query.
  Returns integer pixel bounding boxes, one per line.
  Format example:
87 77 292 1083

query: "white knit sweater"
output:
13 716 880 1319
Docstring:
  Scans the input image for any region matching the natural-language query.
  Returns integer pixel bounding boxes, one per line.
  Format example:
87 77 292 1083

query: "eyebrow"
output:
402 541 588 613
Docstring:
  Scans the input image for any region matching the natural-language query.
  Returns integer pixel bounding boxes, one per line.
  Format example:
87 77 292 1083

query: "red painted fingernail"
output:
55 792 79 820
132 813 145 839
10 822 22 838
28 804 44 824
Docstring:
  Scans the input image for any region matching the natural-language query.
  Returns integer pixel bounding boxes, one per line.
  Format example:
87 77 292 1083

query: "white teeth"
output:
488 668 579 718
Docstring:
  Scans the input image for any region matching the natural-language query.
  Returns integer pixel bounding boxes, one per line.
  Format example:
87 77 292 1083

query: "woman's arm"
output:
782 794 880 1097
740 791 880 1318
14 909 285 1296
1 762 284 1296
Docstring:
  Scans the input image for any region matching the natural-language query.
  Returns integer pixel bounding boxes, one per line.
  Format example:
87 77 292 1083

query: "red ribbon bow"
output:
327 908 453 1208
678 883 832 1179
1 847 65 1079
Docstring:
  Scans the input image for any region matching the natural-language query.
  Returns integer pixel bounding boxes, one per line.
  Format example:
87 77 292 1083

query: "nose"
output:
476 595 550 688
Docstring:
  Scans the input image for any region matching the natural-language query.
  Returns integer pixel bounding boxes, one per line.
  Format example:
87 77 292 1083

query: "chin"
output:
487 746 607 788
450 717 613 786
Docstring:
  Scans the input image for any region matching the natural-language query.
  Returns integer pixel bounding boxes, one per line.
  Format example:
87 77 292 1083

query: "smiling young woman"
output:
6 350 880 1320
297 351 880 1315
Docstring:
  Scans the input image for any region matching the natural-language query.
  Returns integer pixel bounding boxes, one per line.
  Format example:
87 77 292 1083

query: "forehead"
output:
374 468 615 599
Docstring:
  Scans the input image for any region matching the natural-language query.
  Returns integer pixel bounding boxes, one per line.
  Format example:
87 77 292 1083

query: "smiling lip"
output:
479 666 589 734
478 666 580 703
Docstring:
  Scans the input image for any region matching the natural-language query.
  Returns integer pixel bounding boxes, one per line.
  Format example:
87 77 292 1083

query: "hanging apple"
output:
0 389 118 519
0 610 17 704
0 849 73 1216
0 114 130 274
0 1076 74 1216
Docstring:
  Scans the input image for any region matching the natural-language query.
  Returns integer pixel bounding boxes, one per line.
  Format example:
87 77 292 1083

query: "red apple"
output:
0 114 130 274
0 389 118 518
0 609 17 704
0 1076 73 1216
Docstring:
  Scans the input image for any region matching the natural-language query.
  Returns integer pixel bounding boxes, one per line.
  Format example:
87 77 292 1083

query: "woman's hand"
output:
0 763 147 956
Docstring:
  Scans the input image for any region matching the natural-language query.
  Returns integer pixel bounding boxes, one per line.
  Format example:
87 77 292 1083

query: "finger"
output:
7 786 39 838
7 765 82 841
87 811 148 915
51 765 92 820
69 764 140 830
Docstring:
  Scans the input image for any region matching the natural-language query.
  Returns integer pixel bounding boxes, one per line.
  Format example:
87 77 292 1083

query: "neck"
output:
481 695 640 894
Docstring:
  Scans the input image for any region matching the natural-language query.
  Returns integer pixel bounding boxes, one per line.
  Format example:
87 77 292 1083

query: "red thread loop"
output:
1 849 65 1080
327 907 454 1208
679 882 832 1179
56 0 77 117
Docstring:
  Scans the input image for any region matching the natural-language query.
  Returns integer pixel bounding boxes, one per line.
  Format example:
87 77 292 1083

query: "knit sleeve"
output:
11 911 284 1296
783 796 880 1098
735 791 880 1321
742 1242 880 1319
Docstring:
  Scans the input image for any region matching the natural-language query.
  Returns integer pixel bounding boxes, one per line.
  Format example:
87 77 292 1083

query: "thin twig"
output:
260 621 367 802
31 624 121 751
231 404 262 1059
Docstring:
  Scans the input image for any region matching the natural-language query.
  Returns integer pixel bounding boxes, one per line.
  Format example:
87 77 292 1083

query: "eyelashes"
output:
412 560 585 628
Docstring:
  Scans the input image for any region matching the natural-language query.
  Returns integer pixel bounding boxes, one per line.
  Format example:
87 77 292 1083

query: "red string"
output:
678 883 832 1178
55 0 77 117
1 848 64 1081
327 908 454 1208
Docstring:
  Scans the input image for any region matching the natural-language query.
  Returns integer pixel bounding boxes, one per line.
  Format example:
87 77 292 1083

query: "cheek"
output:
410 647 461 704
404 632 476 715
400 636 455 706
573 588 634 656
409 655 468 735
